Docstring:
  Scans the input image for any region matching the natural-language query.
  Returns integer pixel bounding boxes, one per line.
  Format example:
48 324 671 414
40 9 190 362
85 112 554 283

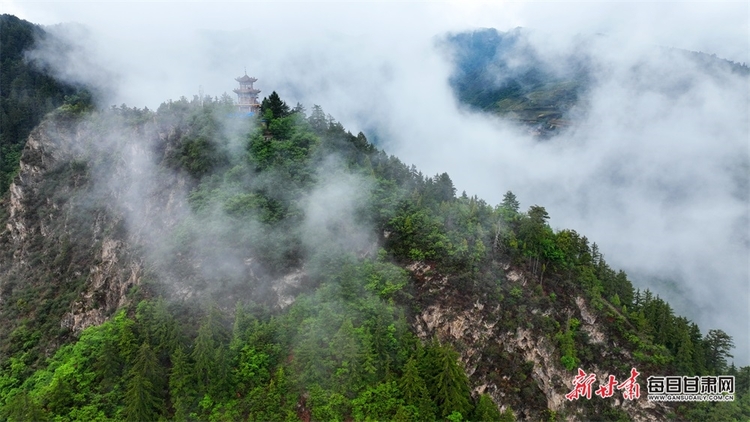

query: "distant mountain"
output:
443 28 589 137
444 27 749 137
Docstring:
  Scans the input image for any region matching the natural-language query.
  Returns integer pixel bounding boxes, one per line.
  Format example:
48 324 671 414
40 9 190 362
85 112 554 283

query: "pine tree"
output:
260 91 290 119
230 302 254 350
149 299 179 357
704 329 734 373
673 318 695 375
262 366 291 419
501 191 520 214
292 102 306 116
308 105 328 133
115 311 138 365
210 345 231 399
169 345 196 421
689 323 708 375
123 343 164 422
429 344 473 417
192 319 215 392
93 323 124 392
499 406 516 421
0 391 49 422
329 317 365 392
472 394 502 421
430 172 456 204
399 356 435 419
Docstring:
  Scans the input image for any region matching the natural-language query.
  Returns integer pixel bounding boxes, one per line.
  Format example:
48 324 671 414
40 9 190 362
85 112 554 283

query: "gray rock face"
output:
408 260 669 421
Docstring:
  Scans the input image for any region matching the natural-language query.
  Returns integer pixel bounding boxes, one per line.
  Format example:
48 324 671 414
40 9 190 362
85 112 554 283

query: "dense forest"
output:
0 14 82 195
0 92 747 421
0 15 748 422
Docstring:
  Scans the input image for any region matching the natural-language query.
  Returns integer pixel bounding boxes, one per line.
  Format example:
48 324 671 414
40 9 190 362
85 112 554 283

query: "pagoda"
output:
233 71 261 114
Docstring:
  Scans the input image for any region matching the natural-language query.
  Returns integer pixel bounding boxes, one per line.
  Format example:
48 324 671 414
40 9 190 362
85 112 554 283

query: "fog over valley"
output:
6 0 749 369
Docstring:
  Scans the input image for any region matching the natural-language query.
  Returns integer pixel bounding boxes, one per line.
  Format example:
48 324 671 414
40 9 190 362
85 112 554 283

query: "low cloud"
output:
10 1 750 363
300 157 374 259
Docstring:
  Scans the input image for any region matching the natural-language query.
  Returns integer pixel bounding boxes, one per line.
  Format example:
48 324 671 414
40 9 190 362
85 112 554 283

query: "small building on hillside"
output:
233 72 261 114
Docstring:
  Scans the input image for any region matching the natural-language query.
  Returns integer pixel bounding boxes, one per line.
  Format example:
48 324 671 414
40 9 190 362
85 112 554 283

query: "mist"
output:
8 2 749 364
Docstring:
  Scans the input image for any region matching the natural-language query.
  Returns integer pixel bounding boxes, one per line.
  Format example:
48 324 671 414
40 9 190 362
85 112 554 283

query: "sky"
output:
5 1 749 365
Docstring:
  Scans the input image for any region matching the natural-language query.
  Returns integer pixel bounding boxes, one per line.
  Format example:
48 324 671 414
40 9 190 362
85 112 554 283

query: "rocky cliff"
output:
0 109 303 363
408 260 671 421
0 105 723 421
1 114 151 338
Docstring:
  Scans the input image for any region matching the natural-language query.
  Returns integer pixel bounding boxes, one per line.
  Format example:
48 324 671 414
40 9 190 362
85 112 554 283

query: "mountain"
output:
0 16 748 421
442 28 589 138
0 14 85 195
444 27 749 138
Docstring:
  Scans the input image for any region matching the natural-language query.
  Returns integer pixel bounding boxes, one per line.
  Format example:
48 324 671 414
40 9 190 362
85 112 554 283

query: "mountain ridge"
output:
1 96 746 420
0 16 748 421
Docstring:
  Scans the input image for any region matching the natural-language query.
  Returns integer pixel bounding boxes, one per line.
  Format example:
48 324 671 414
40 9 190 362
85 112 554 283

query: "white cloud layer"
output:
8 1 749 364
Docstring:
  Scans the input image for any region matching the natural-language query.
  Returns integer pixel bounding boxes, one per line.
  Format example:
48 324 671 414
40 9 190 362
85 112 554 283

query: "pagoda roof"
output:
236 74 258 83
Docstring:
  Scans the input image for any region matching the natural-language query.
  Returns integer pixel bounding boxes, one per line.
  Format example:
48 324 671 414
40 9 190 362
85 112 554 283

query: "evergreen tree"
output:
472 393 502 421
429 344 473 418
123 343 164 422
210 345 231 399
190 306 231 396
260 91 290 119
736 365 750 396
501 191 520 215
137 298 179 357
292 102 306 116
527 205 550 226
672 318 695 374
0 391 49 422
519 205 552 277
329 317 367 392
351 381 403 420
499 406 516 422
254 366 292 420
308 104 328 133
426 172 457 204
399 356 435 419
192 319 215 392
115 311 138 365
704 329 734 373
689 322 708 375
93 322 124 392
169 345 196 421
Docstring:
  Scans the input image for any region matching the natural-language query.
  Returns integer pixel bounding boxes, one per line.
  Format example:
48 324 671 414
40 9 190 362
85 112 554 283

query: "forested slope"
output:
0 88 746 421
0 14 83 195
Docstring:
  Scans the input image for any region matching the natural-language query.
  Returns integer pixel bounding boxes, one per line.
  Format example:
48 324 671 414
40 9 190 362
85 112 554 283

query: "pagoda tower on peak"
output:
234 71 261 114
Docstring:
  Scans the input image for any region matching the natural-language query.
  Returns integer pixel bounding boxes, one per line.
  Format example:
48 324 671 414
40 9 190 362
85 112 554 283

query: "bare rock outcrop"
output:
408 261 670 421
